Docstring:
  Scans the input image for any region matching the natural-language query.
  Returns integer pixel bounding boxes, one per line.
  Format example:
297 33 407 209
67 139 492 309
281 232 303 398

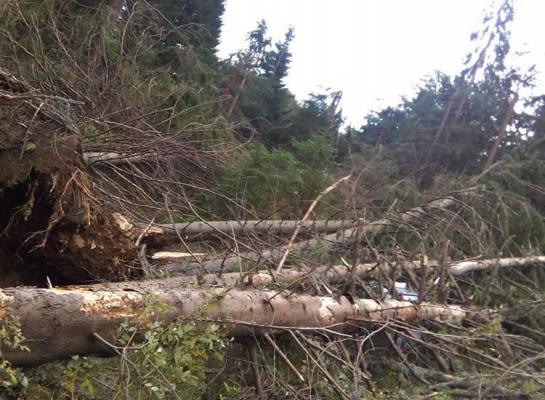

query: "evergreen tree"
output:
224 21 342 149
145 0 225 50
356 0 535 186
261 27 295 83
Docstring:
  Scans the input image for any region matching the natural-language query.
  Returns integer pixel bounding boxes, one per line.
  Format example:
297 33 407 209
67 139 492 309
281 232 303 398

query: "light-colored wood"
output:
0 284 466 366
139 219 359 239
151 251 205 260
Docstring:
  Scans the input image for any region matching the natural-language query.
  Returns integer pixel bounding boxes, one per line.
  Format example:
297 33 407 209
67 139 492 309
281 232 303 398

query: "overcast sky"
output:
217 0 545 127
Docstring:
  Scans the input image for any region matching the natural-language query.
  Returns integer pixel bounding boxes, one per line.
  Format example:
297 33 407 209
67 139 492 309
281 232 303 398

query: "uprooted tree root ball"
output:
0 70 137 287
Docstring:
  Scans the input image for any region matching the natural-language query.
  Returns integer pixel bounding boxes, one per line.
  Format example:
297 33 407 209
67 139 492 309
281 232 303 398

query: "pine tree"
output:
356 0 535 185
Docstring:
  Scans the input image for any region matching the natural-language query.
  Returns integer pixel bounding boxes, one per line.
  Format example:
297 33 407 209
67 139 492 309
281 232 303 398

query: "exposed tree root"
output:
0 69 137 287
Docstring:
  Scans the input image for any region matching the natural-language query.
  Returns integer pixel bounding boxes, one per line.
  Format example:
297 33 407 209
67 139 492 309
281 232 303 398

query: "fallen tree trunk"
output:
140 219 359 241
0 283 466 366
167 192 473 274
161 256 545 288
446 256 545 275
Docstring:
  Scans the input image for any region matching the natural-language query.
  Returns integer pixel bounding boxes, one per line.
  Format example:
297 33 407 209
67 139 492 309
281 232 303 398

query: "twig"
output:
384 330 430 385
436 240 450 303
135 218 155 278
274 175 350 274
484 92 519 170
249 341 266 400
263 333 305 382
19 101 44 159
349 218 364 294
291 331 351 400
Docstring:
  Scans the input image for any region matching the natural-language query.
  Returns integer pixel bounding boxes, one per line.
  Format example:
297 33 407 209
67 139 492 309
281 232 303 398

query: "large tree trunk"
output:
167 192 473 274
0 283 466 366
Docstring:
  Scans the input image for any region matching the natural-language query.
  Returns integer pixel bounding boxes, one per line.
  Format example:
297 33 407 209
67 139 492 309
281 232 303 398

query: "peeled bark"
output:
167 192 472 274
0 283 466 366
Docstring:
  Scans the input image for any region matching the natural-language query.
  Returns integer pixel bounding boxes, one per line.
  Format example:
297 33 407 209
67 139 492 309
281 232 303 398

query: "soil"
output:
0 69 137 287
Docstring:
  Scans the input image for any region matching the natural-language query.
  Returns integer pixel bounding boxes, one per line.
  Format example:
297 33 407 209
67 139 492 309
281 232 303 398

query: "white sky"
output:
217 0 545 126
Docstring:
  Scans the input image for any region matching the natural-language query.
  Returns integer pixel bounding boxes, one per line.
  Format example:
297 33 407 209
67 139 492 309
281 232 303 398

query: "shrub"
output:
211 137 334 218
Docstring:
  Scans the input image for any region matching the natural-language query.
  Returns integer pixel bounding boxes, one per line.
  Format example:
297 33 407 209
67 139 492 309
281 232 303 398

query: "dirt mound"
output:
0 68 137 287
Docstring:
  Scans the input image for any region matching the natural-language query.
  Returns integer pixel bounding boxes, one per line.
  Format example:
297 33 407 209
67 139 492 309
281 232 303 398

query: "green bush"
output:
23 299 226 399
211 137 334 218
0 316 29 396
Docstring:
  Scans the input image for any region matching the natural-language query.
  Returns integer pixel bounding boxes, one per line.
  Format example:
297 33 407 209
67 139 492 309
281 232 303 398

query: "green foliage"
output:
0 315 29 396
358 70 519 183
261 27 294 83
234 19 293 82
290 136 333 169
0 0 225 122
431 393 454 400
233 72 297 143
24 298 226 399
355 0 531 188
224 20 341 148
210 137 334 218
470 154 545 255
146 0 225 49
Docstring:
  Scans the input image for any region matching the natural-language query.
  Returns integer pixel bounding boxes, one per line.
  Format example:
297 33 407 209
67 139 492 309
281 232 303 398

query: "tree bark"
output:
0 284 466 366
446 256 545 275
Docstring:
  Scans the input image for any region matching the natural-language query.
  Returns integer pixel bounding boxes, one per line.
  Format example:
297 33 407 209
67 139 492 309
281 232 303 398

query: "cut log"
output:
0 283 466 366
167 192 474 274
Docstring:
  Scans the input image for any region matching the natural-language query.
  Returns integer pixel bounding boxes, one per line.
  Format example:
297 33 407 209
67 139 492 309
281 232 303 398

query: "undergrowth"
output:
0 315 29 396
19 300 226 399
